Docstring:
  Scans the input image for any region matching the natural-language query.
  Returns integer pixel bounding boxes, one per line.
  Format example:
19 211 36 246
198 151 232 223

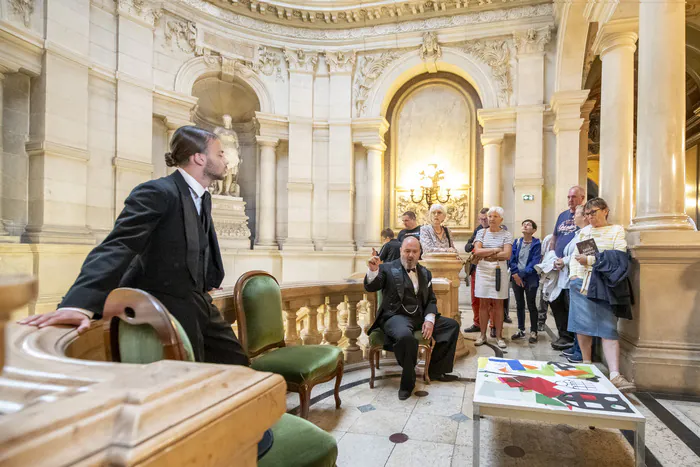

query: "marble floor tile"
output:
414 394 464 417
455 419 474 446
659 399 700 438
373 385 420 413
346 408 411 437
330 430 346 441
416 379 466 398
335 432 396 467
385 439 455 467
402 413 459 444
307 405 363 432
317 384 380 408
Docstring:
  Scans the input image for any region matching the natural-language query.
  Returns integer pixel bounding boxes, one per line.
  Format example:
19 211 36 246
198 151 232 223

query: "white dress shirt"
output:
68 169 208 320
366 267 436 324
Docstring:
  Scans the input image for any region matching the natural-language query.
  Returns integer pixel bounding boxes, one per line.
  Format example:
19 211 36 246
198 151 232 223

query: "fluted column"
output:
0 71 7 236
631 0 693 230
364 143 385 248
482 134 503 207
256 136 279 248
595 21 638 227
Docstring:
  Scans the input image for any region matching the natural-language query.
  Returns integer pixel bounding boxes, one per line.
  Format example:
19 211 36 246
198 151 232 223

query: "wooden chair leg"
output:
422 345 433 384
375 350 380 369
369 347 376 389
299 385 310 419
334 360 343 409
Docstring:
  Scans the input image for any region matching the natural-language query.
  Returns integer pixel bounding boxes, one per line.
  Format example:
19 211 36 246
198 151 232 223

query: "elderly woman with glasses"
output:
471 206 513 349
419 203 456 253
567 197 635 392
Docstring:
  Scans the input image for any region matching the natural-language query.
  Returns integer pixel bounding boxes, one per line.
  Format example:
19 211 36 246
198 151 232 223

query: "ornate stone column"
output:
325 51 357 251
630 0 693 230
0 71 7 236
283 48 318 250
551 90 590 205
594 20 638 227
579 99 597 190
256 136 279 248
513 26 552 228
352 117 389 249
481 134 504 207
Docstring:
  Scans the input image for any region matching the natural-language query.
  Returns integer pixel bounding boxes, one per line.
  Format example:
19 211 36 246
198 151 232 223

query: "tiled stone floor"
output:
284 286 700 466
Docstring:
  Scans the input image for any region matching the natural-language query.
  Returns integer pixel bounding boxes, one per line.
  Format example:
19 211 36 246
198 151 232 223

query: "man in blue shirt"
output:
549 186 585 350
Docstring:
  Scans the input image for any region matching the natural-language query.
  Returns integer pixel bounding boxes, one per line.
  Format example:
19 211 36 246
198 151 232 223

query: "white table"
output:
472 357 645 466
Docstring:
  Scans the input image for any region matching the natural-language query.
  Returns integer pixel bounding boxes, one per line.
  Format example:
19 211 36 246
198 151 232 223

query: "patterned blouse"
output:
420 224 456 252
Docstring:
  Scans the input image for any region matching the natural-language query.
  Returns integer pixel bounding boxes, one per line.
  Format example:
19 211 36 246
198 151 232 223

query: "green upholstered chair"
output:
101 288 195 363
233 271 344 419
101 287 338 467
259 413 338 467
367 290 434 388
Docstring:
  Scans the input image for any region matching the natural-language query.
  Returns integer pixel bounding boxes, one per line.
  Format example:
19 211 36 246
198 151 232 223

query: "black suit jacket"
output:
60 171 224 317
364 259 438 334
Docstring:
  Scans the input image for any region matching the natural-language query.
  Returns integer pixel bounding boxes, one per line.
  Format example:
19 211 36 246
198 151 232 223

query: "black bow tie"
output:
406 268 417 273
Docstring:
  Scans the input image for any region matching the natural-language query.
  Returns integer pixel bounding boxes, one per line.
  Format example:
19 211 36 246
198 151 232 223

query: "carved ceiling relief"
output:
9 0 34 27
462 39 514 107
353 51 402 117
513 25 552 55
165 19 197 54
117 0 163 27
283 48 319 73
326 51 357 74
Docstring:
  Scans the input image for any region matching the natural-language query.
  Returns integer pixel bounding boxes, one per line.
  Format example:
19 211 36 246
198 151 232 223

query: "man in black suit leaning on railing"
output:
364 236 460 400
18 126 248 367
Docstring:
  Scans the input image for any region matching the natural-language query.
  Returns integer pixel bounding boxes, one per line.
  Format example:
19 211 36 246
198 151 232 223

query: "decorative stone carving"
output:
420 31 442 61
396 192 470 228
117 0 163 27
462 39 513 106
9 0 33 27
165 19 197 54
195 45 222 66
179 1 554 41
254 46 284 80
353 51 401 116
283 48 319 72
513 25 553 55
210 115 242 197
210 196 252 248
213 220 251 239
325 51 357 73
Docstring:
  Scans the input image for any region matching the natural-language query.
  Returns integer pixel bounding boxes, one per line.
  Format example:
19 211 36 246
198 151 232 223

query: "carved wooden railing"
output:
213 277 453 365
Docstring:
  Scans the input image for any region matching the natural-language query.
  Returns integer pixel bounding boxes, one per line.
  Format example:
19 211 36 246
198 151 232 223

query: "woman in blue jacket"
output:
509 219 542 343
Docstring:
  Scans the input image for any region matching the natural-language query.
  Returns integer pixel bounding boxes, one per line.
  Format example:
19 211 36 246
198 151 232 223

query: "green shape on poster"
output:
574 365 596 379
523 365 557 377
536 393 567 407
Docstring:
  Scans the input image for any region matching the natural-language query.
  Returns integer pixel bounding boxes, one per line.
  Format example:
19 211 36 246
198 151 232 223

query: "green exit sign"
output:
522 194 535 201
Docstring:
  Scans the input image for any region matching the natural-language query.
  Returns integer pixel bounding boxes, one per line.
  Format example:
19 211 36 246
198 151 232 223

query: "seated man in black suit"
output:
365 236 460 400
19 126 248 367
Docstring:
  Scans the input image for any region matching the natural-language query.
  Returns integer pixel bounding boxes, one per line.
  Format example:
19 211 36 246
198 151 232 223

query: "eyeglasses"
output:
584 209 601 217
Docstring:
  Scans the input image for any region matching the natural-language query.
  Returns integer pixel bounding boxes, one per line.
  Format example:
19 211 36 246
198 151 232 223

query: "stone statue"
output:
420 31 442 61
212 114 241 197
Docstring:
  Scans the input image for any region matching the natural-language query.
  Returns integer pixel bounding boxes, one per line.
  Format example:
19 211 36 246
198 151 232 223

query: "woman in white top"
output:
472 206 513 348
419 204 456 253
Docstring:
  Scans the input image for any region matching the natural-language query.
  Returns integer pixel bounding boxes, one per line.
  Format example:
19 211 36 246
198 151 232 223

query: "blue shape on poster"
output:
491 358 526 371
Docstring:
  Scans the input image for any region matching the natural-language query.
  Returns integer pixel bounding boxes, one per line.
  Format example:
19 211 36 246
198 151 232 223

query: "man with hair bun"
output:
20 126 248 367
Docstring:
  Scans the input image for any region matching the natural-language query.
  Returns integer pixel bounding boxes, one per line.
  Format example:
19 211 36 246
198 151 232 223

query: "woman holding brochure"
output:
567 197 635 392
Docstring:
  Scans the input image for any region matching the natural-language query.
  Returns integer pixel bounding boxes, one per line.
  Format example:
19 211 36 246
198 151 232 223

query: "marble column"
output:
364 143 385 249
325 51 357 251
579 100 596 190
631 0 693 230
595 23 638 227
256 136 279 248
283 48 318 250
482 134 503 207
0 71 7 236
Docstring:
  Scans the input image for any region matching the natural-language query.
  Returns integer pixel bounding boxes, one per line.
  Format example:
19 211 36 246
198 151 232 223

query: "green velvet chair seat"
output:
259 413 338 467
368 328 430 349
118 316 195 364
252 345 342 385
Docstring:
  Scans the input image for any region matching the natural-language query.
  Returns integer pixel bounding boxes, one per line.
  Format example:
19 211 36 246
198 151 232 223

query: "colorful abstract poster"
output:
473 357 644 420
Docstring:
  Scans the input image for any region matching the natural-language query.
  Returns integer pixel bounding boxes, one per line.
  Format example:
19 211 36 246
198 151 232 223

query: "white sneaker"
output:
497 339 507 349
475 335 486 346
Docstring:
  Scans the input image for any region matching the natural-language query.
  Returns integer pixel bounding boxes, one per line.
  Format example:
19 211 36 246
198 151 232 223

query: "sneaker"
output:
566 355 583 363
464 324 481 333
611 375 636 393
490 328 497 338
551 338 575 350
538 322 546 332
528 332 538 344
562 347 576 357
475 335 486 346
511 330 526 340
497 339 507 349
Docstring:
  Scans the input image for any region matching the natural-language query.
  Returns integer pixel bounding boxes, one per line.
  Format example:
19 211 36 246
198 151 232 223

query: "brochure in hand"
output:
576 238 599 256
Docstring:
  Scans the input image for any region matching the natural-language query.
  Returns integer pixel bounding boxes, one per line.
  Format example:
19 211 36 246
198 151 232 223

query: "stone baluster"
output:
302 303 322 345
284 301 302 346
337 296 349 329
323 296 343 346
343 296 363 363
317 301 327 343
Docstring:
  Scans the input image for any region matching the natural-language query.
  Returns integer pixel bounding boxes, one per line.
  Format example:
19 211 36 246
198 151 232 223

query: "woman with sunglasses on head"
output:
567 197 635 392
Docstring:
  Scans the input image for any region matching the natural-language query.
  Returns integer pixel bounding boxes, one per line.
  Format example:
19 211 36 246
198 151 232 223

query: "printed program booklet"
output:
576 238 599 256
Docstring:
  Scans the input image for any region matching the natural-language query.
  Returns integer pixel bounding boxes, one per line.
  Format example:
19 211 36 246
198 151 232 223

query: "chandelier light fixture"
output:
409 163 452 208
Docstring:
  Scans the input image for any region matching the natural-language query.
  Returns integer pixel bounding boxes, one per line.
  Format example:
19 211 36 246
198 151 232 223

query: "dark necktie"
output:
201 191 211 233
406 268 416 273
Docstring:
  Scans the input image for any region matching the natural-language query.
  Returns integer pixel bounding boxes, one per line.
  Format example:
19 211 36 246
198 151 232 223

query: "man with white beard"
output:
365 236 460 400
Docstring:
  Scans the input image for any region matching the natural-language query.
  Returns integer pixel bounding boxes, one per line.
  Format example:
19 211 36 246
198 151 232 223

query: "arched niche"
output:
383 71 483 234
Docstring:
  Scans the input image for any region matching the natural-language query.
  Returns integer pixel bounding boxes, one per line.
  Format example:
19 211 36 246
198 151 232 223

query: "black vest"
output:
384 270 424 325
